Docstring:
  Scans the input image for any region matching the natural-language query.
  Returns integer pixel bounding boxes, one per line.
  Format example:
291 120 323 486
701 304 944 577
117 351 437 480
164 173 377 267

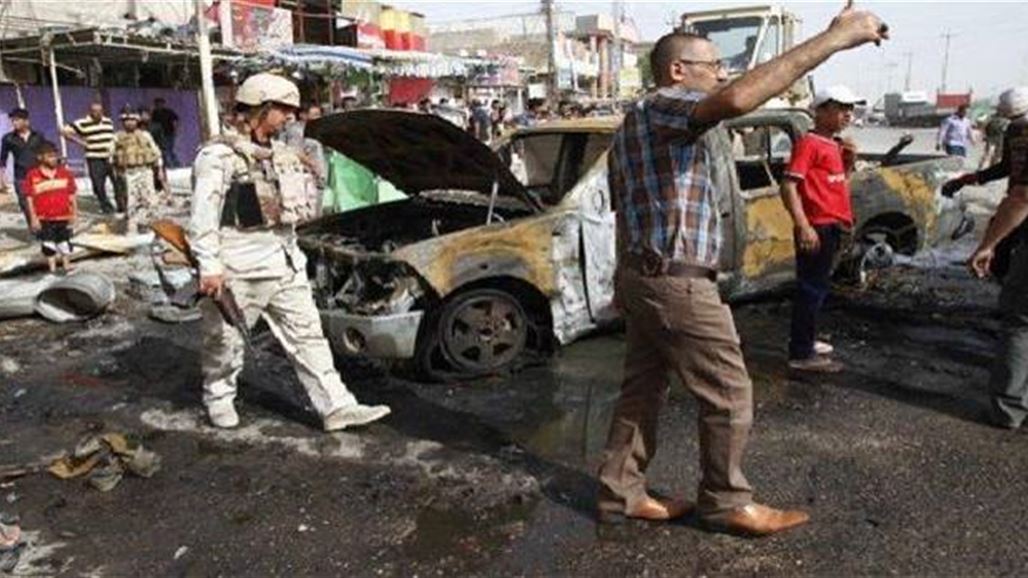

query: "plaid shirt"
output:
610 87 730 269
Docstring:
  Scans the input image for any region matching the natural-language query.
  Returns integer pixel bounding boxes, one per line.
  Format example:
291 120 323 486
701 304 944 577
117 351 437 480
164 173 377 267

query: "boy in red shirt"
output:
781 86 864 373
24 142 77 273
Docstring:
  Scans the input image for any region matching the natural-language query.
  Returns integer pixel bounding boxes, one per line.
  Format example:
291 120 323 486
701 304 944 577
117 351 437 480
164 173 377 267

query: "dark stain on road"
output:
3 254 1028 576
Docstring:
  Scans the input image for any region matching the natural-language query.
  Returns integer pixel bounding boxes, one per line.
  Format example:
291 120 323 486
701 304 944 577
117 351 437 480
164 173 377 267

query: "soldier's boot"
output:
322 404 391 432
207 399 240 429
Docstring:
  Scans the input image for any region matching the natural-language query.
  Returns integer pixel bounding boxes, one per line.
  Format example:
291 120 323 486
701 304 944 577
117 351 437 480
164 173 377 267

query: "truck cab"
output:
680 5 813 108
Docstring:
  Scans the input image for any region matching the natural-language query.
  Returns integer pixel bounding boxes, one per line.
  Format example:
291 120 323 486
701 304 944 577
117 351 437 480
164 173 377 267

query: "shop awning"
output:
365 48 496 79
0 27 241 66
272 44 374 70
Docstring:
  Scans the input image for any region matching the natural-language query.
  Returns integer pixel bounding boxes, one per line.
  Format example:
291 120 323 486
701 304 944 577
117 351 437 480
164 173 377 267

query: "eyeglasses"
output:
678 59 726 72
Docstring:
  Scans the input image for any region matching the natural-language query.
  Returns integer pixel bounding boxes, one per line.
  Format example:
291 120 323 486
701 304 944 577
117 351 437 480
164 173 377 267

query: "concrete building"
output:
428 9 639 101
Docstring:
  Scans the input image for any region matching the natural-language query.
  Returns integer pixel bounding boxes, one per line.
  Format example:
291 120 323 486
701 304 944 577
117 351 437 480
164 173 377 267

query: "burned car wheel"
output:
435 289 529 376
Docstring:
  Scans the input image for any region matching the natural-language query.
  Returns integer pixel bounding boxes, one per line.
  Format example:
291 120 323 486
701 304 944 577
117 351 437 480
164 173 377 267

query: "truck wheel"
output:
436 289 528 376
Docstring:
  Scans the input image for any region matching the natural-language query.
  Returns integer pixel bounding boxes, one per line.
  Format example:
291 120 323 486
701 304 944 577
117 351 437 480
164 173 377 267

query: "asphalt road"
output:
0 123 1017 576
3 230 1027 576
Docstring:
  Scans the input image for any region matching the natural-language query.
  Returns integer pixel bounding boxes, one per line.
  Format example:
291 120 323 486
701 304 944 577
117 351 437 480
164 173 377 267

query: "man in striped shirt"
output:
597 2 888 536
62 102 116 214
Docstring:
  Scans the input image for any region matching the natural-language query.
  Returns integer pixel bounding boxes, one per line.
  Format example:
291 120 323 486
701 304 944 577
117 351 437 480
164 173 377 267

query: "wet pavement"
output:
4 229 1028 576
3 128 1026 575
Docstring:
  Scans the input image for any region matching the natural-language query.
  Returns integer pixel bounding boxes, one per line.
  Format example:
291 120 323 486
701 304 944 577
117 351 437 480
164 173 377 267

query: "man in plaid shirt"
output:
597 2 888 536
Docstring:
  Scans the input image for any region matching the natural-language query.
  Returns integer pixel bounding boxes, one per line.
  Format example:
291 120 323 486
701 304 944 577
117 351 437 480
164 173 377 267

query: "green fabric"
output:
323 150 407 213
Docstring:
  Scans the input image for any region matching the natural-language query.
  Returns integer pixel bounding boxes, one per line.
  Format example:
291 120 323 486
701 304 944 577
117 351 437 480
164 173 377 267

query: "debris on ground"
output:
0 221 153 278
128 268 192 304
130 265 203 323
34 273 117 323
0 276 53 320
0 457 53 482
0 512 23 573
0 357 19 375
148 304 202 324
0 272 116 323
48 433 160 492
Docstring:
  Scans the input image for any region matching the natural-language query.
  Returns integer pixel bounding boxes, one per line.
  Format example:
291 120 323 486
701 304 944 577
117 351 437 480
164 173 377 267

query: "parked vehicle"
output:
680 5 813 108
299 110 972 380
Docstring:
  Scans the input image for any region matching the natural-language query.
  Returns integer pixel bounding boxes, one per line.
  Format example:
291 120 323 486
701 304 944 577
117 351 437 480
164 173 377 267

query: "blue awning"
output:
272 44 374 69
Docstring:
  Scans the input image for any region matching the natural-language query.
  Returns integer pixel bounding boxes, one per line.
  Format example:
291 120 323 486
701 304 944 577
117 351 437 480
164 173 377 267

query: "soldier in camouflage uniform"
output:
188 73 390 431
112 111 162 233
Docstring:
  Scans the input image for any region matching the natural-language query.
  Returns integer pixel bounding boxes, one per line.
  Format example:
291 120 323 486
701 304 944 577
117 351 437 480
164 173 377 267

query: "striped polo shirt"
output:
71 115 115 159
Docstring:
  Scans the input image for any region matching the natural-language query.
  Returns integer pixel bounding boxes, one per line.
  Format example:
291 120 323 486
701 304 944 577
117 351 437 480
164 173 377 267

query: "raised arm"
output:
693 2 887 125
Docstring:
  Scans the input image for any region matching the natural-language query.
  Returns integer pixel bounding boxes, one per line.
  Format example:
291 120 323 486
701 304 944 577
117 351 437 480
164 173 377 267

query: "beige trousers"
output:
598 266 754 518
201 267 357 418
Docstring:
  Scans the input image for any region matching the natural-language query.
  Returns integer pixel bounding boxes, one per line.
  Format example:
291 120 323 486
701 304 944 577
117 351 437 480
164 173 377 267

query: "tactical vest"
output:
214 134 318 230
113 131 159 169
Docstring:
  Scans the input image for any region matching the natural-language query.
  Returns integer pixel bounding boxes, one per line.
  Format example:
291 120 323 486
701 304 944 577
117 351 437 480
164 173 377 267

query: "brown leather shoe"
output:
598 495 693 524
702 503 810 537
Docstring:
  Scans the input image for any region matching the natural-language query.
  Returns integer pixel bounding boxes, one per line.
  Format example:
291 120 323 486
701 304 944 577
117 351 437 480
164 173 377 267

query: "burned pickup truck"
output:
299 110 971 379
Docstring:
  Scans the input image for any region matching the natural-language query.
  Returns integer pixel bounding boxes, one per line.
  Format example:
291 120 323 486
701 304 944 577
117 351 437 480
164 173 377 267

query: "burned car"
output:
299 110 971 379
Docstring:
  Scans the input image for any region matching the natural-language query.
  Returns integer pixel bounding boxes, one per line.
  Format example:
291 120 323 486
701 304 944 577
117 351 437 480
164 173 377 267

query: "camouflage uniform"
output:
187 132 357 419
112 129 161 231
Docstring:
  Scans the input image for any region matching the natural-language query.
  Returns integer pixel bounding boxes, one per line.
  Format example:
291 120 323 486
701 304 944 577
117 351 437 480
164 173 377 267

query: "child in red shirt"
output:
781 86 863 373
23 141 77 273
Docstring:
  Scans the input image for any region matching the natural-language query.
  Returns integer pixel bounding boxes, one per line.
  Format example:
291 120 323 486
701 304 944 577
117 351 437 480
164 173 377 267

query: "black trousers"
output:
12 177 31 225
86 158 116 213
789 224 842 360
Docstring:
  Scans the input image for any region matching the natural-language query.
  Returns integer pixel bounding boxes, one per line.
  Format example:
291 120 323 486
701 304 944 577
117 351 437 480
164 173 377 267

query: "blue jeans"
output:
161 132 179 168
945 144 967 157
789 224 842 361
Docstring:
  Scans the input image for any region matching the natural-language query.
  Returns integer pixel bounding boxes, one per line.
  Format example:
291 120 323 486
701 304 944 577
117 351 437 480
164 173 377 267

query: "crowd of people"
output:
409 95 613 144
0 97 179 272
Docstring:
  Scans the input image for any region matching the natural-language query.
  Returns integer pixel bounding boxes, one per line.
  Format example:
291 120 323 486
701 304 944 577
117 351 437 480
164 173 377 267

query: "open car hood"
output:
306 110 538 211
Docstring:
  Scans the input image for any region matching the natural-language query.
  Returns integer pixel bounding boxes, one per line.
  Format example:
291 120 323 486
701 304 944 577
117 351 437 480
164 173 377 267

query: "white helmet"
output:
235 73 301 109
997 87 1028 120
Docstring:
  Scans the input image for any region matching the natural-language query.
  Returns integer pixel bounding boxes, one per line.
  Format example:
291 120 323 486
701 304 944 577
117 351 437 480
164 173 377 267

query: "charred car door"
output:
500 129 618 340
724 116 803 296
564 133 619 325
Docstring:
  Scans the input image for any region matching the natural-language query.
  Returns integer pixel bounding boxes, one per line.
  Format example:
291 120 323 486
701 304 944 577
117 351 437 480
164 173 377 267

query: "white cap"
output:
998 87 1028 119
812 85 866 108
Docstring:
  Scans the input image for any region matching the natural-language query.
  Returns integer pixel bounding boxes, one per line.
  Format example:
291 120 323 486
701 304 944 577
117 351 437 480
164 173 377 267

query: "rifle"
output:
150 220 253 351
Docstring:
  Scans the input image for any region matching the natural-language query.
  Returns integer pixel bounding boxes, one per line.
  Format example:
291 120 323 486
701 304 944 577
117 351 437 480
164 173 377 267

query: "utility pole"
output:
884 61 899 94
47 48 68 158
195 0 220 139
543 0 558 103
611 0 624 100
903 51 913 92
940 29 956 93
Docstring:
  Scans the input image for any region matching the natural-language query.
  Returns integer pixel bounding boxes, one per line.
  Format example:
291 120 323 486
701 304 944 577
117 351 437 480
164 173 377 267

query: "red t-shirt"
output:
23 165 76 221
785 133 853 227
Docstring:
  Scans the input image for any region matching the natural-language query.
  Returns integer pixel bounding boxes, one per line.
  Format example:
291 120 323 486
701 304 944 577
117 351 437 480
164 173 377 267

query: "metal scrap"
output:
48 432 161 492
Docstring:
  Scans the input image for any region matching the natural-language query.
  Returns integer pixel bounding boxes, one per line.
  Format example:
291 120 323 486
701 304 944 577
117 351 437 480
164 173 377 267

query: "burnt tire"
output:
415 288 529 381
